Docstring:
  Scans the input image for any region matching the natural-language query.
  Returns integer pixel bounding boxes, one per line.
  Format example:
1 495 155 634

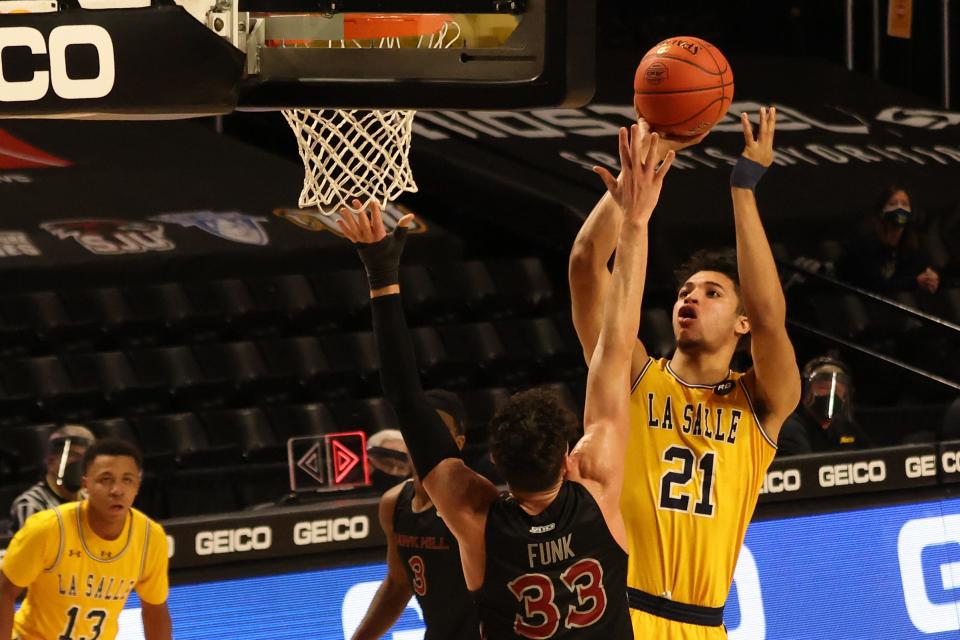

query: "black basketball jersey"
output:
474 481 632 640
393 480 481 640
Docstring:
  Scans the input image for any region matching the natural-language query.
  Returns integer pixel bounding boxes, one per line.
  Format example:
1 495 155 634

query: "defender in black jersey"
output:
351 399 481 640
337 127 672 640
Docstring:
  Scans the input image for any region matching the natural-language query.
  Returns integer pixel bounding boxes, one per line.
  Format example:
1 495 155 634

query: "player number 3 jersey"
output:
3 501 169 640
623 358 777 609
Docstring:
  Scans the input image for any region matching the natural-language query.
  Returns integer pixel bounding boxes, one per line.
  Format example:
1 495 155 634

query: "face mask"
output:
809 395 846 424
882 207 912 227
59 459 83 493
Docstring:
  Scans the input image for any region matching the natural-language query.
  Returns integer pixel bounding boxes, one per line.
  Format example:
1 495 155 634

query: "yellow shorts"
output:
631 609 727 640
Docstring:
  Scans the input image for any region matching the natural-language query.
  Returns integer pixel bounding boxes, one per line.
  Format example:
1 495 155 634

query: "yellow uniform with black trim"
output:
2 501 168 640
623 358 776 639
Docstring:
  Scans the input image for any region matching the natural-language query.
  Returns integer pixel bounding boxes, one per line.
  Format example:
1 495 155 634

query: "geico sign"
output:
942 450 960 474
760 469 801 494
905 454 937 479
195 526 272 556
293 516 369 546
0 25 115 102
818 460 886 487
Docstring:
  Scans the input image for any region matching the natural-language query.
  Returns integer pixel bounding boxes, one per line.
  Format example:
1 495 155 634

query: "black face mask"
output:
59 459 83 493
883 207 912 228
809 395 846 425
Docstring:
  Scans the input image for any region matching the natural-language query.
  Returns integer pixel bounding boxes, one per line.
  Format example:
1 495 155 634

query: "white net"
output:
282 19 461 215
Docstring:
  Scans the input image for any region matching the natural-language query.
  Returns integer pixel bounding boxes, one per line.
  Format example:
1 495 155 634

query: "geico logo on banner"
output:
818 460 886 487
0 25 115 102
342 580 425 640
898 514 960 634
293 516 369 546
760 469 801 494
726 546 766 640
942 450 960 474
905 455 937 479
195 526 272 556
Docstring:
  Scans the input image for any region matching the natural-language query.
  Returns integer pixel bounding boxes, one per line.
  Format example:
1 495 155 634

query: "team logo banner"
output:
41 219 174 255
152 211 270 246
0 231 40 257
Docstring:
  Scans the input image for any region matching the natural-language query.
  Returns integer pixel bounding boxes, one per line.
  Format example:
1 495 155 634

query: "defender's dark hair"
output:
82 438 143 474
674 249 740 292
488 388 579 493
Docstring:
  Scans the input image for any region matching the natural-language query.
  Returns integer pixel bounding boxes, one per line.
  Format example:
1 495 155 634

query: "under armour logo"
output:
68 550 81 557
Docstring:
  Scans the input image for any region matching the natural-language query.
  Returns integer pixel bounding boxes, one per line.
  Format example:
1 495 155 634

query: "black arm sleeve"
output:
371 293 460 479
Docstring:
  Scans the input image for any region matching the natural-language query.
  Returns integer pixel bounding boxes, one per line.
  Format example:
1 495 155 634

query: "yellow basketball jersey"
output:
3 501 168 640
622 358 776 609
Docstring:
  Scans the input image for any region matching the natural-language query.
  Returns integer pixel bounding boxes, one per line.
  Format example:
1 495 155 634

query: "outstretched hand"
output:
335 199 415 244
741 106 776 167
594 125 675 225
336 199 416 290
592 118 693 214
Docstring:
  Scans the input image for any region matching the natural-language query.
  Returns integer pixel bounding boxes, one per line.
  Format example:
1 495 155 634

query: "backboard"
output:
0 0 596 118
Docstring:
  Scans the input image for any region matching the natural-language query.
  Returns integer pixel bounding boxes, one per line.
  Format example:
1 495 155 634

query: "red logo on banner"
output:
332 438 361 484
0 130 71 170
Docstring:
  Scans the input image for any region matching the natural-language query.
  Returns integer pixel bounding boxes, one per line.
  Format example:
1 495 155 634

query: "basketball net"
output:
280 16 461 215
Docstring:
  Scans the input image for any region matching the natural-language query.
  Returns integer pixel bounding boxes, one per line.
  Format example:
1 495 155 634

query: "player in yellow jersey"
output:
570 108 801 638
0 438 172 640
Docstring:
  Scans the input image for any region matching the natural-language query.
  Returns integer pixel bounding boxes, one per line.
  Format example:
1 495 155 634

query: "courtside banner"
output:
0 5 243 117
56 495 960 639
159 499 383 569
759 443 939 502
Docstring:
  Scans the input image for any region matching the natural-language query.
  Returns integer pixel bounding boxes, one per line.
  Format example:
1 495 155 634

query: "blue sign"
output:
114 497 960 639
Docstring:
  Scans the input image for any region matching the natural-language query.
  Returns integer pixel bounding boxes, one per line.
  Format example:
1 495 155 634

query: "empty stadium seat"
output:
308 269 371 330
0 356 101 421
128 346 230 410
319 331 381 394
4 423 56 480
330 397 400 436
426 260 497 321
86 416 139 446
266 402 339 441
202 407 281 462
246 274 319 331
399 265 442 323
133 412 232 468
63 351 165 414
258 336 342 401
485 257 556 315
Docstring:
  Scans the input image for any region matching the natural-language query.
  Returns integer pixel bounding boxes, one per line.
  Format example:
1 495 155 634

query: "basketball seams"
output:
635 83 733 96
638 52 726 77
698 43 732 126
640 96 727 128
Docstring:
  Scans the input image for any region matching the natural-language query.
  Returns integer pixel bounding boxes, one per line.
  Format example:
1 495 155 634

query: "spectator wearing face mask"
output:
778 356 872 456
836 184 940 295
8 425 96 533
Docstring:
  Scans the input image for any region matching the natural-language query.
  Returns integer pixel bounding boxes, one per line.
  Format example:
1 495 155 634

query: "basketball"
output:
633 36 734 140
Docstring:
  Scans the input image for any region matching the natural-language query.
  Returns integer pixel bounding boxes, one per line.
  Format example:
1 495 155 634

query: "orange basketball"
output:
633 36 734 140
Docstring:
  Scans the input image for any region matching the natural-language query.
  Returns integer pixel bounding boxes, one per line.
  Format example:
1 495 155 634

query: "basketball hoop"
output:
276 14 461 215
